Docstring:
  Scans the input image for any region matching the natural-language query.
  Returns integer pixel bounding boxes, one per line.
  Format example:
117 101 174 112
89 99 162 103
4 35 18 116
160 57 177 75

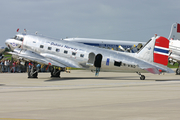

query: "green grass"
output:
67 67 83 70
167 62 179 68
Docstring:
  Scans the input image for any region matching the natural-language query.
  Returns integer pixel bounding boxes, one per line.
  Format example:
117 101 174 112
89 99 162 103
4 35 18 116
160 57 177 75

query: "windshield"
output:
13 35 24 41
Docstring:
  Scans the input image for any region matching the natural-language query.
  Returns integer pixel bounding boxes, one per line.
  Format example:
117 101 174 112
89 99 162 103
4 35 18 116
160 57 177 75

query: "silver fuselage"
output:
5 34 158 73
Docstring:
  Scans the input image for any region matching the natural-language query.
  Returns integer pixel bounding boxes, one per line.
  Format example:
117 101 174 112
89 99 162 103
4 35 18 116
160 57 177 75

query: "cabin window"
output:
64 50 68 54
72 52 76 56
114 61 122 67
56 48 60 52
40 45 44 48
80 54 84 58
48 47 52 50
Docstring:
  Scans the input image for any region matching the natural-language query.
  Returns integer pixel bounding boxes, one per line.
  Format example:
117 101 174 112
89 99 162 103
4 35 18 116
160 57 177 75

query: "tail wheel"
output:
140 75 145 80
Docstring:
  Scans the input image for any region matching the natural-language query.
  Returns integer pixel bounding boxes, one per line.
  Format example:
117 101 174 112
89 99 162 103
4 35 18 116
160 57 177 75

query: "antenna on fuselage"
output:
24 29 27 34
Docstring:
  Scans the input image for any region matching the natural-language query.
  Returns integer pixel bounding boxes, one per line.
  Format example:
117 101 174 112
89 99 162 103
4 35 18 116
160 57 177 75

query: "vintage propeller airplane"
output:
5 32 173 80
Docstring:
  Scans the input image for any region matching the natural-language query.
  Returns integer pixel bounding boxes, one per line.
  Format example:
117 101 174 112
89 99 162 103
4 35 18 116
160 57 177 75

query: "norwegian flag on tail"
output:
177 23 180 33
153 36 169 66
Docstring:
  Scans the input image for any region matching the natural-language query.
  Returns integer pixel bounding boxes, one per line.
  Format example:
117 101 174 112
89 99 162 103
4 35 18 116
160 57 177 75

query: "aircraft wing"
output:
8 48 78 68
40 53 81 68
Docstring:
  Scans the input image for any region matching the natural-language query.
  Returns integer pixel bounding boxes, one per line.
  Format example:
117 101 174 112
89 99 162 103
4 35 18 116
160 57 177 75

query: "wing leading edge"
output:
8 48 80 68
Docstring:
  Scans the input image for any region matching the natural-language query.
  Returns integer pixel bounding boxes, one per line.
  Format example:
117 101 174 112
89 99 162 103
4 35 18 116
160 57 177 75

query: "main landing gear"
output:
136 72 145 80
51 67 65 78
28 66 38 78
27 65 66 78
176 68 180 75
176 63 180 75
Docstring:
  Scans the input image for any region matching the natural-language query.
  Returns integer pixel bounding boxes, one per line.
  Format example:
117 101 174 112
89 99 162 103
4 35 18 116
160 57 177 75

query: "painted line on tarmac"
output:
0 81 179 90
0 118 37 120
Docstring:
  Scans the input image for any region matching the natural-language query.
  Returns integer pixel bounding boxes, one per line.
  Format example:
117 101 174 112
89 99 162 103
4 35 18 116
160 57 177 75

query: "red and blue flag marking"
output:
153 36 169 66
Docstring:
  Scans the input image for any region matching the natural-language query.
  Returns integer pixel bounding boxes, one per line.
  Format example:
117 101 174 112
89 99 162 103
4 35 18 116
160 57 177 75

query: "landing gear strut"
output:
176 62 180 75
28 66 38 78
176 68 180 75
51 67 62 78
136 72 145 80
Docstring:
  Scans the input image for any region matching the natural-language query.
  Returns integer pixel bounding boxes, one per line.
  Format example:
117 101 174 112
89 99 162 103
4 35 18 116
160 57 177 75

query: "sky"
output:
0 0 180 46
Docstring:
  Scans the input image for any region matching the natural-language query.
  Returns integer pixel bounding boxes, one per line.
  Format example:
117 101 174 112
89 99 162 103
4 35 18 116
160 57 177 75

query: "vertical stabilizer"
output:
137 36 169 66
168 23 180 40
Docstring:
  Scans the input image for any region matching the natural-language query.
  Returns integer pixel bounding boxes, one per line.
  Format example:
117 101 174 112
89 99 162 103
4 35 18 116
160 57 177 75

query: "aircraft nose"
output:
5 39 9 46
5 39 11 48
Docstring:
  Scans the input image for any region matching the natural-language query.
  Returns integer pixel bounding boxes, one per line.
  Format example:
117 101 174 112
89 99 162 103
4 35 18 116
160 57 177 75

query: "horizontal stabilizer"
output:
144 67 160 74
139 63 174 74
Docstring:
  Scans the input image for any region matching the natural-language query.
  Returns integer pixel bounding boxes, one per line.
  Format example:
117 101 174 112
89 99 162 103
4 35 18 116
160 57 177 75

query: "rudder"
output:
153 36 169 66
137 36 169 66
168 23 180 40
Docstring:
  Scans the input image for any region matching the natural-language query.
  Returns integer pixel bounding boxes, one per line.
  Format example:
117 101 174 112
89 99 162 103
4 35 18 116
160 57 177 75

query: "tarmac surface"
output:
0 70 180 120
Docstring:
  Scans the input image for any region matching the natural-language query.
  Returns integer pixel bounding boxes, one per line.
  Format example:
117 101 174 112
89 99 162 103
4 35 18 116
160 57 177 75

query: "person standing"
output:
12 61 16 73
0 60 2 73
1 60 4 73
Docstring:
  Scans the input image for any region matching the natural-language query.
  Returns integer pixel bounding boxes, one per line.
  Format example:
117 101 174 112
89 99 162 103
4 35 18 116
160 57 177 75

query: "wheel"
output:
51 68 60 77
176 68 180 75
28 69 38 78
140 75 145 80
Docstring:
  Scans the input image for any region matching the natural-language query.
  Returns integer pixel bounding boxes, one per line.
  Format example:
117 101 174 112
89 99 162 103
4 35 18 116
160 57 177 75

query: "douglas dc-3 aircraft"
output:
5 33 174 80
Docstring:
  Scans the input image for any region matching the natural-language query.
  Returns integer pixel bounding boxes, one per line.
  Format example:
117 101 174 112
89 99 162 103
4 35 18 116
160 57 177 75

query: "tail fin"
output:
137 36 169 66
168 23 180 40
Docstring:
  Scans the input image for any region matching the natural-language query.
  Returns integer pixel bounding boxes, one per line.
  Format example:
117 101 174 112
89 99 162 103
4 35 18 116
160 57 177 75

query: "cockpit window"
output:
20 38 23 41
13 35 24 41
13 36 17 39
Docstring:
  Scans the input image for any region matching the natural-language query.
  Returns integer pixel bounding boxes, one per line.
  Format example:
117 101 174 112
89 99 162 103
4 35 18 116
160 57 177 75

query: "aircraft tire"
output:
140 75 145 80
28 69 38 78
176 68 180 75
51 68 60 78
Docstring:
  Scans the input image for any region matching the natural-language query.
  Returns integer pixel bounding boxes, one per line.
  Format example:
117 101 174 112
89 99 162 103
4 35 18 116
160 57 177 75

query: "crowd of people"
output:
0 59 50 73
